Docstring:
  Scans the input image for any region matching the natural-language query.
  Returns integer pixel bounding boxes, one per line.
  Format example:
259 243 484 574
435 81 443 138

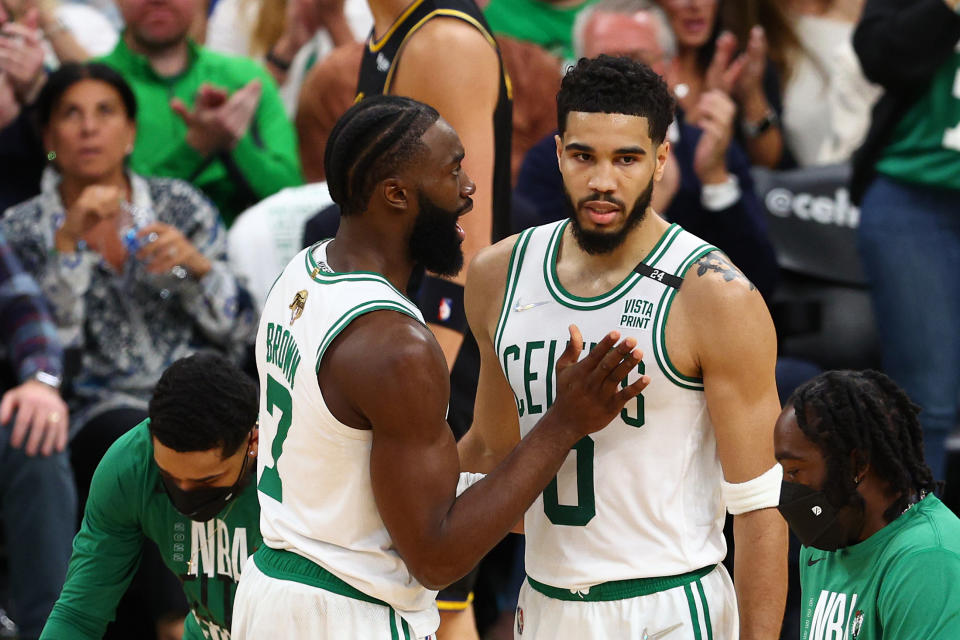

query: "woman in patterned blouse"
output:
1 61 257 497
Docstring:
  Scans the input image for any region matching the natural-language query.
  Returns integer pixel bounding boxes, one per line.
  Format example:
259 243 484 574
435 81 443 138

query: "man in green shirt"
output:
775 370 960 640
40 353 262 640
99 0 303 226
484 0 597 62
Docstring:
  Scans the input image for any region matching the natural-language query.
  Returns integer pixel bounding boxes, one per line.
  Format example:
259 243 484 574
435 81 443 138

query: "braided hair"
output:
789 370 937 522
324 95 440 216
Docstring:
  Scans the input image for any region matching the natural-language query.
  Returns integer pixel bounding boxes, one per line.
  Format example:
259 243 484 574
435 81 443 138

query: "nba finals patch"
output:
289 290 308 325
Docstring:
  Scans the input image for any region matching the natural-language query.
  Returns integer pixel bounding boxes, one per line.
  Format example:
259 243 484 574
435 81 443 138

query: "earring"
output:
47 151 57 161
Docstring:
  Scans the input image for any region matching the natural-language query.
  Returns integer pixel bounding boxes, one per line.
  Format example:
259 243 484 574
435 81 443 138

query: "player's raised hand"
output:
550 325 650 436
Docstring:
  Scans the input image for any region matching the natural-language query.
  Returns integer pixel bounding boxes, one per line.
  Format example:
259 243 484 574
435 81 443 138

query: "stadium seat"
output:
751 164 881 372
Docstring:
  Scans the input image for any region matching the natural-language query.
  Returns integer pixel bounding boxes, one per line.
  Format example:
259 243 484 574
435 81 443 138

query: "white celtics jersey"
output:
254 240 439 636
497 220 727 590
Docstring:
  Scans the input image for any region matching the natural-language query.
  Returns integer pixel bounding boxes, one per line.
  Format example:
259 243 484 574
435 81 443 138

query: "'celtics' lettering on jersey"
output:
264 322 302 389
501 337 644 426
495 220 727 590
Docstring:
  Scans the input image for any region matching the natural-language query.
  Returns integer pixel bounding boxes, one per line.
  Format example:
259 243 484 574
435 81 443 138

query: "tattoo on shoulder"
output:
693 252 755 290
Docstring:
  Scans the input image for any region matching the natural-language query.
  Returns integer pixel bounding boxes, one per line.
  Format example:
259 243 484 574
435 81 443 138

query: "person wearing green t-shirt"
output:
484 0 597 62
852 0 960 485
40 354 262 640
775 370 960 640
98 0 303 226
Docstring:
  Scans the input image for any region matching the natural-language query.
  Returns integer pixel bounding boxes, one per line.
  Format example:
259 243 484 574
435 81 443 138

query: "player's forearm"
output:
733 508 789 640
456 428 505 474
408 413 582 589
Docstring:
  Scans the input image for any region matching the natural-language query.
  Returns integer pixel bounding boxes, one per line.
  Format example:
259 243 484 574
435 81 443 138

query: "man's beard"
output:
130 24 188 53
564 175 654 255
407 193 469 277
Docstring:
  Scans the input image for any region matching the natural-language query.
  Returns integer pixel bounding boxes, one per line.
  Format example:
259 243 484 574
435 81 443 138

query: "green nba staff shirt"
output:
798 494 960 640
40 421 262 640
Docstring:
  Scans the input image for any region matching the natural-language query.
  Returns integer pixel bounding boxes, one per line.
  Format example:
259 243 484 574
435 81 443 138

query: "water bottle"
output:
117 201 153 254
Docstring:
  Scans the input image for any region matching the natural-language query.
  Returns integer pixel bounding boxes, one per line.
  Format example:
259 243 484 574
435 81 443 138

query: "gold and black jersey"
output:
357 0 513 242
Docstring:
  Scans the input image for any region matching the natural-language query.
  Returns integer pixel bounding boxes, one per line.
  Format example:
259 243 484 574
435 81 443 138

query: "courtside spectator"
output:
851 0 960 483
206 0 371 115
1 62 256 502
0 229 74 640
781 0 880 166
100 0 303 225
657 0 791 168
483 0 596 64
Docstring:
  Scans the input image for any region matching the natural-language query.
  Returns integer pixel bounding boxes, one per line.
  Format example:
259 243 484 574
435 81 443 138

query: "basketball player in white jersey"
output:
459 56 788 639
231 95 651 639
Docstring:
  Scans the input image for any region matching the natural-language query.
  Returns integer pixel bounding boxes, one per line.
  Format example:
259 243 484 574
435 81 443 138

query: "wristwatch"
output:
741 108 780 138
33 370 62 391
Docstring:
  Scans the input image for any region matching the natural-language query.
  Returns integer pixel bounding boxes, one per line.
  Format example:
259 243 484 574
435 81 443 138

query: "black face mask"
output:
778 481 859 552
161 447 253 523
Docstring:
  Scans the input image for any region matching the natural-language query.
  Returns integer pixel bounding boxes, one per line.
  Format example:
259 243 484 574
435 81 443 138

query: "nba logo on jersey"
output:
438 297 453 322
516 606 524 635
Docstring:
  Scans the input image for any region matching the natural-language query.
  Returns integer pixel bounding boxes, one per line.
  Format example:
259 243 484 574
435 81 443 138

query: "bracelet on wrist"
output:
266 48 292 72
741 108 779 139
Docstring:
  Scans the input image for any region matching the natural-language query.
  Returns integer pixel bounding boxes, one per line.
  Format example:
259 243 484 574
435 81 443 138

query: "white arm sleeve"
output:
721 463 783 515
456 472 486 497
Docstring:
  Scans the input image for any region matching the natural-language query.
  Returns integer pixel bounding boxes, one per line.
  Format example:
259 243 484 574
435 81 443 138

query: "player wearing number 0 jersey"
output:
233 95 651 640
459 56 789 639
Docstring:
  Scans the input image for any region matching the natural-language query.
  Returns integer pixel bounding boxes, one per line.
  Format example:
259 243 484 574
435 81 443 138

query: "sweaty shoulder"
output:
677 250 764 316
466 234 520 341
323 309 450 425
671 250 774 367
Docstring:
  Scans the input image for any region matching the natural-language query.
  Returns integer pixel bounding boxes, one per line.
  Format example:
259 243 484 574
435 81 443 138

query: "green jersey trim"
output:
494 229 535 356
253 546 389 606
651 244 717 390
684 578 715 640
315 300 423 372
696 578 713 640
303 241 413 303
543 222 682 310
389 612 414 640
526 564 715 602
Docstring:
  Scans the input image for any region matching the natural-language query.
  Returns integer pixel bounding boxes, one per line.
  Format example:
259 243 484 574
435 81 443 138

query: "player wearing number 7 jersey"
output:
458 56 788 640
232 95 650 640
